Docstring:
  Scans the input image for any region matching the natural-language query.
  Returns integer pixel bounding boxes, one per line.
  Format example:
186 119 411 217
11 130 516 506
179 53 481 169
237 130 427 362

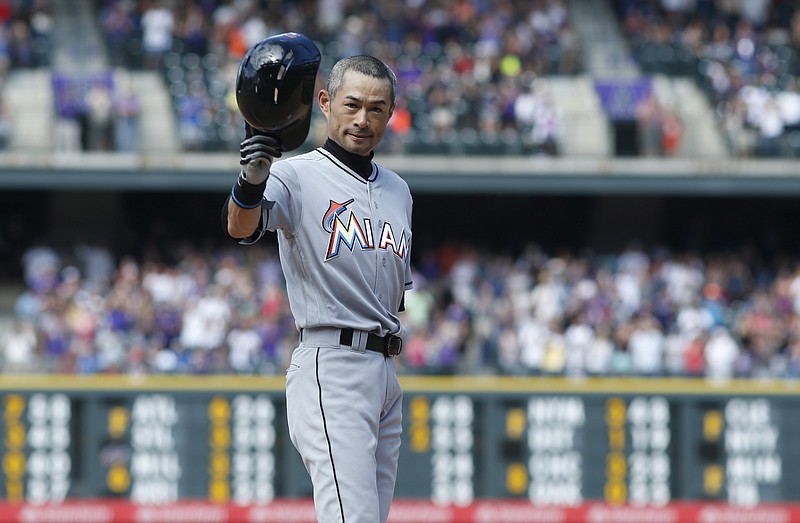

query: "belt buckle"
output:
385 335 402 357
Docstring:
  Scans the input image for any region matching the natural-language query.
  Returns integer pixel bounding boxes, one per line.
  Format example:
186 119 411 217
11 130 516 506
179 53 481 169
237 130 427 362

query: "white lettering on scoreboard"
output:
430 395 474 506
527 397 585 505
130 394 180 503
231 394 276 504
724 398 782 507
627 396 671 506
26 393 71 503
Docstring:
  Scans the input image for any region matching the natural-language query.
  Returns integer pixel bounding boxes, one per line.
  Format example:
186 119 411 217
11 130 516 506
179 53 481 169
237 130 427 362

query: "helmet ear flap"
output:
235 33 321 151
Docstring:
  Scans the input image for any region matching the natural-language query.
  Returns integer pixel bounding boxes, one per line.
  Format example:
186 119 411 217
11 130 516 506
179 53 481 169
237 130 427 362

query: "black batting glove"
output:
240 123 283 184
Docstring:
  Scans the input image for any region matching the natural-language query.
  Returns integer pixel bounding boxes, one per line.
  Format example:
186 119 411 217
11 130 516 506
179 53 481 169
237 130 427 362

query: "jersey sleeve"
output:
235 199 275 246
263 161 302 236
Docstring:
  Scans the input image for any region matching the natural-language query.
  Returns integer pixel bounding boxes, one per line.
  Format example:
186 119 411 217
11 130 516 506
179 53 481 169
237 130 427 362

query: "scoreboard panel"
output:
1 375 799 507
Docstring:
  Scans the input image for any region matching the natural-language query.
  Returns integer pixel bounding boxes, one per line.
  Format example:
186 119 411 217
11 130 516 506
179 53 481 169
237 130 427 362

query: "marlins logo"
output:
322 198 408 260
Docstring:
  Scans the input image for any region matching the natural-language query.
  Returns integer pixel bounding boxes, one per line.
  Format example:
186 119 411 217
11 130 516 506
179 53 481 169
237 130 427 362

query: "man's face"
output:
319 71 395 156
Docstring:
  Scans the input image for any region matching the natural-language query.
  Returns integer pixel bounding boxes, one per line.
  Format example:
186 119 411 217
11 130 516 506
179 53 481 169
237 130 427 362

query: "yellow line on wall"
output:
0 375 797 396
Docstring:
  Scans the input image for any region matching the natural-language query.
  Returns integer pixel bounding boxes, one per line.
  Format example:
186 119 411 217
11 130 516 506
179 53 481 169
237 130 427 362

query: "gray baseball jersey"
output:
246 145 412 523
251 146 413 336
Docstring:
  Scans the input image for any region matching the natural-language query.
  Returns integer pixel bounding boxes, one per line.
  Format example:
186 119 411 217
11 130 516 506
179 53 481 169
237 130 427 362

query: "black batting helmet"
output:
235 32 321 151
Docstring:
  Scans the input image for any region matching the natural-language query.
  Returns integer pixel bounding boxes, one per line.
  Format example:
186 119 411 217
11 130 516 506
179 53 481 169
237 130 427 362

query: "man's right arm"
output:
227 200 261 239
225 124 282 240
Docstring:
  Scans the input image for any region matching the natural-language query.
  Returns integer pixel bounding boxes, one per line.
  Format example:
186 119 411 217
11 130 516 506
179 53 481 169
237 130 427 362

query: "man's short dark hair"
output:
326 55 397 104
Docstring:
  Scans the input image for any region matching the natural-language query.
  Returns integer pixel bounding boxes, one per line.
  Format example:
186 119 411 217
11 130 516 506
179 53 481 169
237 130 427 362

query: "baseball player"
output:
226 50 413 523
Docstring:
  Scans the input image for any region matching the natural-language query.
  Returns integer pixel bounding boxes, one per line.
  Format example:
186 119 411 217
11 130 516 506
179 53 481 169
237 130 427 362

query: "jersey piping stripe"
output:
315 348 346 522
317 147 378 183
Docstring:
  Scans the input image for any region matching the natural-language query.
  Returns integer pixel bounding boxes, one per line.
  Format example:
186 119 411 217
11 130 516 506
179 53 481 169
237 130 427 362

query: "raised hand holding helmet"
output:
231 32 320 210
235 32 321 152
231 124 282 209
240 123 282 184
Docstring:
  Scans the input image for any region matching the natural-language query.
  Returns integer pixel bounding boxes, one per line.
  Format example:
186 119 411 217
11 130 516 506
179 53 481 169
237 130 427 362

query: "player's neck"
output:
323 138 374 179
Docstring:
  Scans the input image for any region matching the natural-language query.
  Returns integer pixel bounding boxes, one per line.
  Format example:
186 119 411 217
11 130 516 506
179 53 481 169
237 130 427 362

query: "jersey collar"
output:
318 146 378 183
322 138 375 180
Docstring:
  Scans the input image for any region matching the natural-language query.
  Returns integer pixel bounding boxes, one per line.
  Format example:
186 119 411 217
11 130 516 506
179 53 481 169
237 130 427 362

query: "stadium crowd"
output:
4 1 800 157
614 0 800 157
91 0 577 154
5 239 800 380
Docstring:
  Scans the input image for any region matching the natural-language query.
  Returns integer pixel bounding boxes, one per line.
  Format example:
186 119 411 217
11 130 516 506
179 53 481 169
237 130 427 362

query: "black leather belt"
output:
340 328 403 357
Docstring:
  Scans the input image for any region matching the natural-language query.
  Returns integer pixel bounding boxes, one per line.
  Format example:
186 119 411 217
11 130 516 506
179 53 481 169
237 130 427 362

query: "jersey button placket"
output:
369 184 381 295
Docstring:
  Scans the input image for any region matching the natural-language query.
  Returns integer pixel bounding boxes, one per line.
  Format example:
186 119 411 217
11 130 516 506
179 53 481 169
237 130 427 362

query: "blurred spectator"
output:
85 82 114 150
53 80 83 152
563 314 593 376
100 1 138 68
754 95 784 157
74 242 116 289
1 320 37 372
661 107 682 155
705 326 739 380
112 77 140 152
239 5 269 49
586 323 615 375
177 3 210 56
628 313 666 376
514 78 561 155
140 0 175 69
635 94 664 156
180 284 230 351
21 243 60 292
28 0 53 66
8 18 34 68
541 320 568 375
226 313 261 374
633 92 683 157
209 1 248 61
518 316 547 374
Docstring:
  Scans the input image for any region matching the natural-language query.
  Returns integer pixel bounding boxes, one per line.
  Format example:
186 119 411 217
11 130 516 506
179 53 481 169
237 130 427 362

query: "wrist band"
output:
231 171 266 209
